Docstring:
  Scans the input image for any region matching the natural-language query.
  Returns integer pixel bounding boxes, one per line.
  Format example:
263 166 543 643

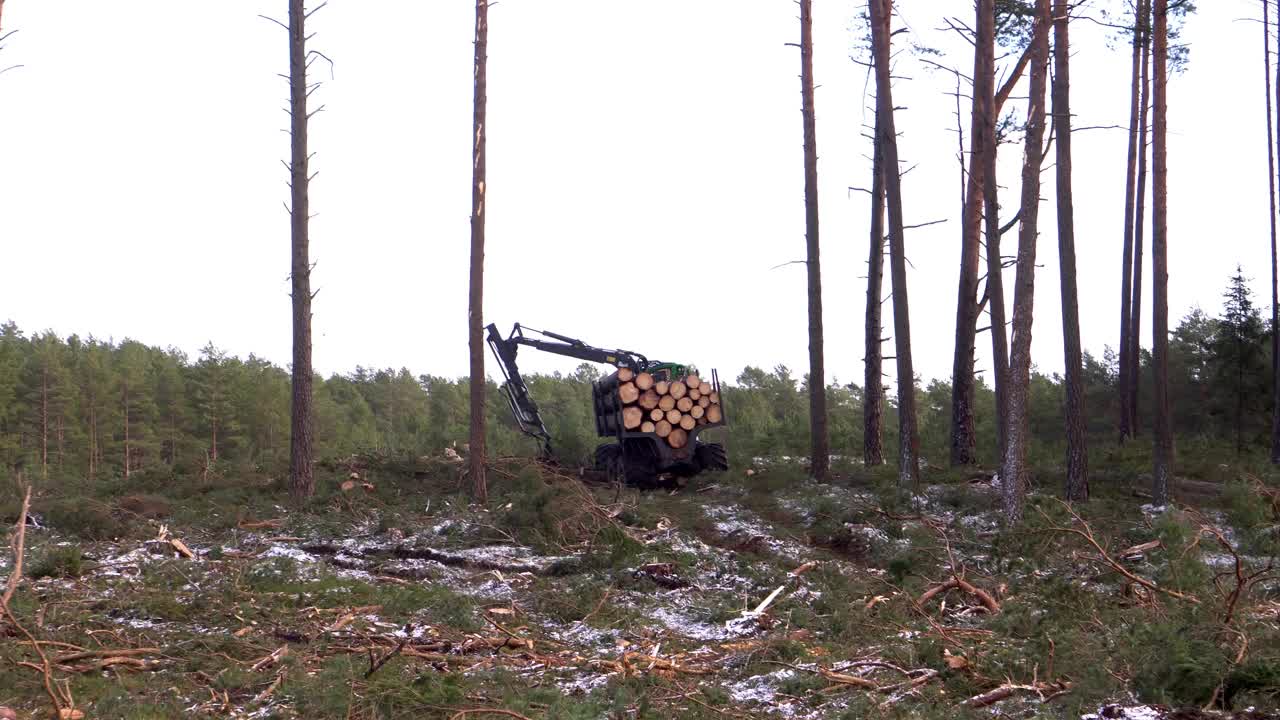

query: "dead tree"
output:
799 0 829 481
1129 2 1153 439
1001 0 1050 524
864 89 887 468
869 0 919 489
1117 0 1147 443
948 0 994 468
469 0 489 503
1151 0 1172 505
1269 0 1280 464
1054 0 1088 501
286 0 317 503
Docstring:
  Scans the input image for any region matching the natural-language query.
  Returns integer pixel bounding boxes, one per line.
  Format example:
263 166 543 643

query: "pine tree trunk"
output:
288 0 315 502
212 421 219 463
864 75 887 468
799 0 829 481
949 0 994 468
1130 12 1152 437
1001 0 1050 524
984 37 1010 469
869 0 919 489
1117 0 1145 444
1151 0 1172 505
88 406 96 480
40 365 48 479
123 383 130 480
469 0 490 502
1054 0 1088 502
1270 0 1280 464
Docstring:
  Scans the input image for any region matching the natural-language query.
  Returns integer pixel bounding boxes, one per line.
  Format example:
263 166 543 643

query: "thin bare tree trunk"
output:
1151 0 1171 505
984 95 1010 469
123 383 130 479
1001 0 1050 524
800 0 829 481
1054 0 1088 501
864 82 886 467
1117 0 1145 444
287 0 315 502
39 366 48 479
1130 13 1151 437
949 0 995 468
869 0 919 489
469 0 489 503
1269 0 1280 464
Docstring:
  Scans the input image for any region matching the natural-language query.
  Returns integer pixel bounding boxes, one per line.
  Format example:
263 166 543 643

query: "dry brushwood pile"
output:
1 458 1280 719
605 368 722 449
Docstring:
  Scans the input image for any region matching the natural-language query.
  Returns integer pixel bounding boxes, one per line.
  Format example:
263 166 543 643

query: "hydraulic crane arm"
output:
485 322 649 457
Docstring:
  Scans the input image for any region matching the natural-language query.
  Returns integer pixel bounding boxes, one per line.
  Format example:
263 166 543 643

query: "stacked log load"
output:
608 368 722 449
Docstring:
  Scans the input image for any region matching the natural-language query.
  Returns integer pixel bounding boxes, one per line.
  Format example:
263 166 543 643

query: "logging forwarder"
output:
485 322 729 487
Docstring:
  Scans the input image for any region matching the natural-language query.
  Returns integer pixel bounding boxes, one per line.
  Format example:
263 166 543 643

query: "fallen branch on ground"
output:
1039 501 1199 604
918 576 1001 614
962 680 1071 708
2 487 72 717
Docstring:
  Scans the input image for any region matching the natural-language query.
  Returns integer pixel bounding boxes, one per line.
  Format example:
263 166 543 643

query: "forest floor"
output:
2 454 1280 719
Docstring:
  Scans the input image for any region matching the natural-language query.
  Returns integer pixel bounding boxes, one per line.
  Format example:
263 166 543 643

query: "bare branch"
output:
258 14 289 32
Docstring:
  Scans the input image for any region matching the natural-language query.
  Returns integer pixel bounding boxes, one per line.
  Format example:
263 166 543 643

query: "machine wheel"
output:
694 442 729 473
594 442 661 488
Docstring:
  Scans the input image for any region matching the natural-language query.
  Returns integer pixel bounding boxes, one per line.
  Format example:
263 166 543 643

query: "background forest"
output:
2 270 1270 491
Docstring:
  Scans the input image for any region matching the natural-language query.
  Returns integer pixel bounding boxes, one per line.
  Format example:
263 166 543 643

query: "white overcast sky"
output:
0 1 1271 390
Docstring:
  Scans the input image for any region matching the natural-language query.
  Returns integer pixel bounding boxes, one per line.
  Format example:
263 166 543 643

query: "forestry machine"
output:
485 322 729 487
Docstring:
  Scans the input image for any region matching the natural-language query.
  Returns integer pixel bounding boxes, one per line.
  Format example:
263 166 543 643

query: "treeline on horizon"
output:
0 272 1272 486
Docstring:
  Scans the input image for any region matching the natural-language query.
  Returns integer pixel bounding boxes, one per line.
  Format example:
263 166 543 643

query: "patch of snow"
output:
1082 706 1166 720
650 606 736 641
558 671 614 695
261 545 320 563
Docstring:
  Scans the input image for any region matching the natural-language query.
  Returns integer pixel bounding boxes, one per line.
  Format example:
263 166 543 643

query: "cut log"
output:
709 391 720 404
685 374 700 389
622 407 644 430
639 389 661 410
635 372 655 391
676 397 694 412
617 368 635 383
641 421 656 434
689 388 702 401
618 382 640 405
698 396 710 408
649 408 665 422
655 380 670 395
697 416 708 426
679 415 696 431
690 405 705 419
665 409 682 425
655 420 673 438
659 395 676 412
706 405 723 423
699 382 712 395
669 381 688 400
668 427 689 449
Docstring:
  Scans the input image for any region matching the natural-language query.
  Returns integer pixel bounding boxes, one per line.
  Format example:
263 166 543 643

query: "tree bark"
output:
469 0 489 503
1151 0 1172 505
1130 11 1152 437
288 0 315 503
1054 0 1088 502
863 8 888 469
1117 0 1146 444
1001 0 1050 524
949 0 995 468
869 0 920 489
1270 0 1280 464
983 18 1011 469
799 0 829 481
